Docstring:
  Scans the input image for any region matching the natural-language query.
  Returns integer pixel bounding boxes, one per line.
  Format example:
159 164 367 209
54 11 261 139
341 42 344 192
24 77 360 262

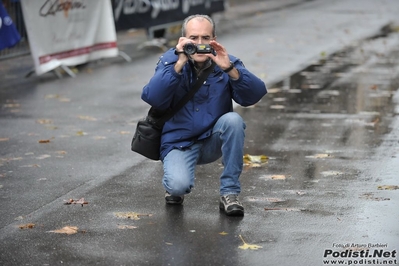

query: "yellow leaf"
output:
243 154 269 164
120 131 131 135
76 131 88 136
271 175 286 180
219 231 228 236
238 235 262 250
378 185 399 190
48 226 79 235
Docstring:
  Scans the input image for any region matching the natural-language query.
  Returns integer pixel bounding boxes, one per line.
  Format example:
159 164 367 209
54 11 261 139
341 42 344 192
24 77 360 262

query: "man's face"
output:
185 18 215 63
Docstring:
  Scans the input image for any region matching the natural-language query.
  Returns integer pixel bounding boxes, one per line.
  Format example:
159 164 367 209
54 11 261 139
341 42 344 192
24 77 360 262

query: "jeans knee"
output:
220 112 246 131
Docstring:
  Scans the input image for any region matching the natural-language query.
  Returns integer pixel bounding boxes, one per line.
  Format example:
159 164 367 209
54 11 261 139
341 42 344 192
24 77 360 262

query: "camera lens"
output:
183 43 196 55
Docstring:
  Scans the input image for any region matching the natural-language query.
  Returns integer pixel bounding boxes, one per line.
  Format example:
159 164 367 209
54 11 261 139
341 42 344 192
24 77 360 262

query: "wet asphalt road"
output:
1 0 399 265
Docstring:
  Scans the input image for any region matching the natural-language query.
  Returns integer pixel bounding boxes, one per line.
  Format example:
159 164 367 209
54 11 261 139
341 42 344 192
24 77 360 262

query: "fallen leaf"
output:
267 88 282 94
306 153 332 159
78 115 97 121
118 225 138 229
270 105 285 109
271 175 286 180
260 174 290 180
115 212 152 220
38 139 51 143
93 136 107 140
55 151 67 155
119 131 131 135
238 235 262 250
3 103 20 108
19 164 41 168
48 226 79 235
64 198 88 206
244 154 269 168
0 138 9 142
264 208 304 212
377 185 399 190
359 192 390 201
76 131 88 136
320 171 343 177
36 154 51 160
36 119 52 124
246 197 285 203
219 231 228 235
18 223 35 229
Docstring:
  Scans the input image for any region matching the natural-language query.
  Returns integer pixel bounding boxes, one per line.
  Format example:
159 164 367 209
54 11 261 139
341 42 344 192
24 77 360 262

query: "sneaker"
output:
219 194 244 216
165 191 184 205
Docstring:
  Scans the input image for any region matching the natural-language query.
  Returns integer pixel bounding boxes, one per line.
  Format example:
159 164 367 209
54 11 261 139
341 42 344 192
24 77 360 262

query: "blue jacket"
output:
141 48 267 160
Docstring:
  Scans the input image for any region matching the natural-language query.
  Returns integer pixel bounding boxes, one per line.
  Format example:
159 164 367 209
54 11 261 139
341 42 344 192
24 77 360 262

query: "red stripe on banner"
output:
39 42 117 64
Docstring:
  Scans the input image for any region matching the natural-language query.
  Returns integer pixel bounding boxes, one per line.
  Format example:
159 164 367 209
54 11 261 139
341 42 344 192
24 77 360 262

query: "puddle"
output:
238 26 399 190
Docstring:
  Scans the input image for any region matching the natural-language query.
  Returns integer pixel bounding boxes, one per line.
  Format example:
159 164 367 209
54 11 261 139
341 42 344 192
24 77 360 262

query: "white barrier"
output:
21 0 119 76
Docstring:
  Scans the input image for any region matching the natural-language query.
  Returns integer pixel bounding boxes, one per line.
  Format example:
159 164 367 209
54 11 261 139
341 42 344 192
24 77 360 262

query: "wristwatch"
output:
223 61 235 73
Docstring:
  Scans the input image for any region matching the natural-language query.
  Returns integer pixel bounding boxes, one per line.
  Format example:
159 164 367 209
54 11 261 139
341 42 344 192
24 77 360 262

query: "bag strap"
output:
151 60 216 127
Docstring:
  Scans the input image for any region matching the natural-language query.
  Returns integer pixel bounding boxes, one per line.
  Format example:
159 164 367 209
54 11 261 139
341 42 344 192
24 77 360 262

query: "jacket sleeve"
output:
141 50 184 110
229 58 267 107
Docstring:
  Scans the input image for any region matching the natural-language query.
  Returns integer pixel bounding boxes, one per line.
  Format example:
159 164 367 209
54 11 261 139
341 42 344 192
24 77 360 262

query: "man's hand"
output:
174 37 191 74
208 40 240 79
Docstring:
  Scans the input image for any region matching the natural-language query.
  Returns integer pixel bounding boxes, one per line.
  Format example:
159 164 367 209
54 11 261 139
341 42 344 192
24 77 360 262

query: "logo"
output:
39 0 86 18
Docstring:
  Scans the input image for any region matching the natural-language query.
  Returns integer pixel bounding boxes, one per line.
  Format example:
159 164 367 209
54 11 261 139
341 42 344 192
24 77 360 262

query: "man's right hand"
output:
174 37 190 74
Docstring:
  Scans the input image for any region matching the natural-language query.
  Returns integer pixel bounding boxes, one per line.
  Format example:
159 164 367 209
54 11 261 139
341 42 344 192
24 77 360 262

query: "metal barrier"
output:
0 0 30 60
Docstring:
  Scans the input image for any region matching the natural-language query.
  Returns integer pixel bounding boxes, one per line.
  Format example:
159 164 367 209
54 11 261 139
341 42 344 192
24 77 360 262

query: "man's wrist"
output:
223 61 235 73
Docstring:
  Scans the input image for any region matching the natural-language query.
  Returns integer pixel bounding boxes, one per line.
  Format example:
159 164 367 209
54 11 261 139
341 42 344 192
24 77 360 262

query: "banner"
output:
21 0 118 76
0 2 21 51
112 0 225 31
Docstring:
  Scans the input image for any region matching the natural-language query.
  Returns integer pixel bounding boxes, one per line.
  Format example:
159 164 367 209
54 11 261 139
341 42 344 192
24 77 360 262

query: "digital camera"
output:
183 43 215 55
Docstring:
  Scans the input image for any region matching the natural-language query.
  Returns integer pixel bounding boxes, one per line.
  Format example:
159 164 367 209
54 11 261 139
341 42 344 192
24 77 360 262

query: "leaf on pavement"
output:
219 231 228 236
36 154 51 160
18 223 35 229
119 131 131 135
270 105 285 109
243 154 268 167
0 138 9 142
114 212 152 220
118 225 138 230
271 175 287 180
264 207 304 212
36 119 52 124
377 185 399 190
38 139 51 143
76 131 88 136
64 198 88 206
48 226 79 235
306 153 333 159
238 235 262 250
78 115 97 121
260 174 289 180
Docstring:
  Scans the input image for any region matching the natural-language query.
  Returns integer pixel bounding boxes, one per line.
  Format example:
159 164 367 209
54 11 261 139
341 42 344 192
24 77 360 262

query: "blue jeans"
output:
162 112 246 196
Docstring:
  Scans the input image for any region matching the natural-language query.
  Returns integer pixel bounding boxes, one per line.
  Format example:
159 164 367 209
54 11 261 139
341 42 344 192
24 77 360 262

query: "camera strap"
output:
150 60 216 128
